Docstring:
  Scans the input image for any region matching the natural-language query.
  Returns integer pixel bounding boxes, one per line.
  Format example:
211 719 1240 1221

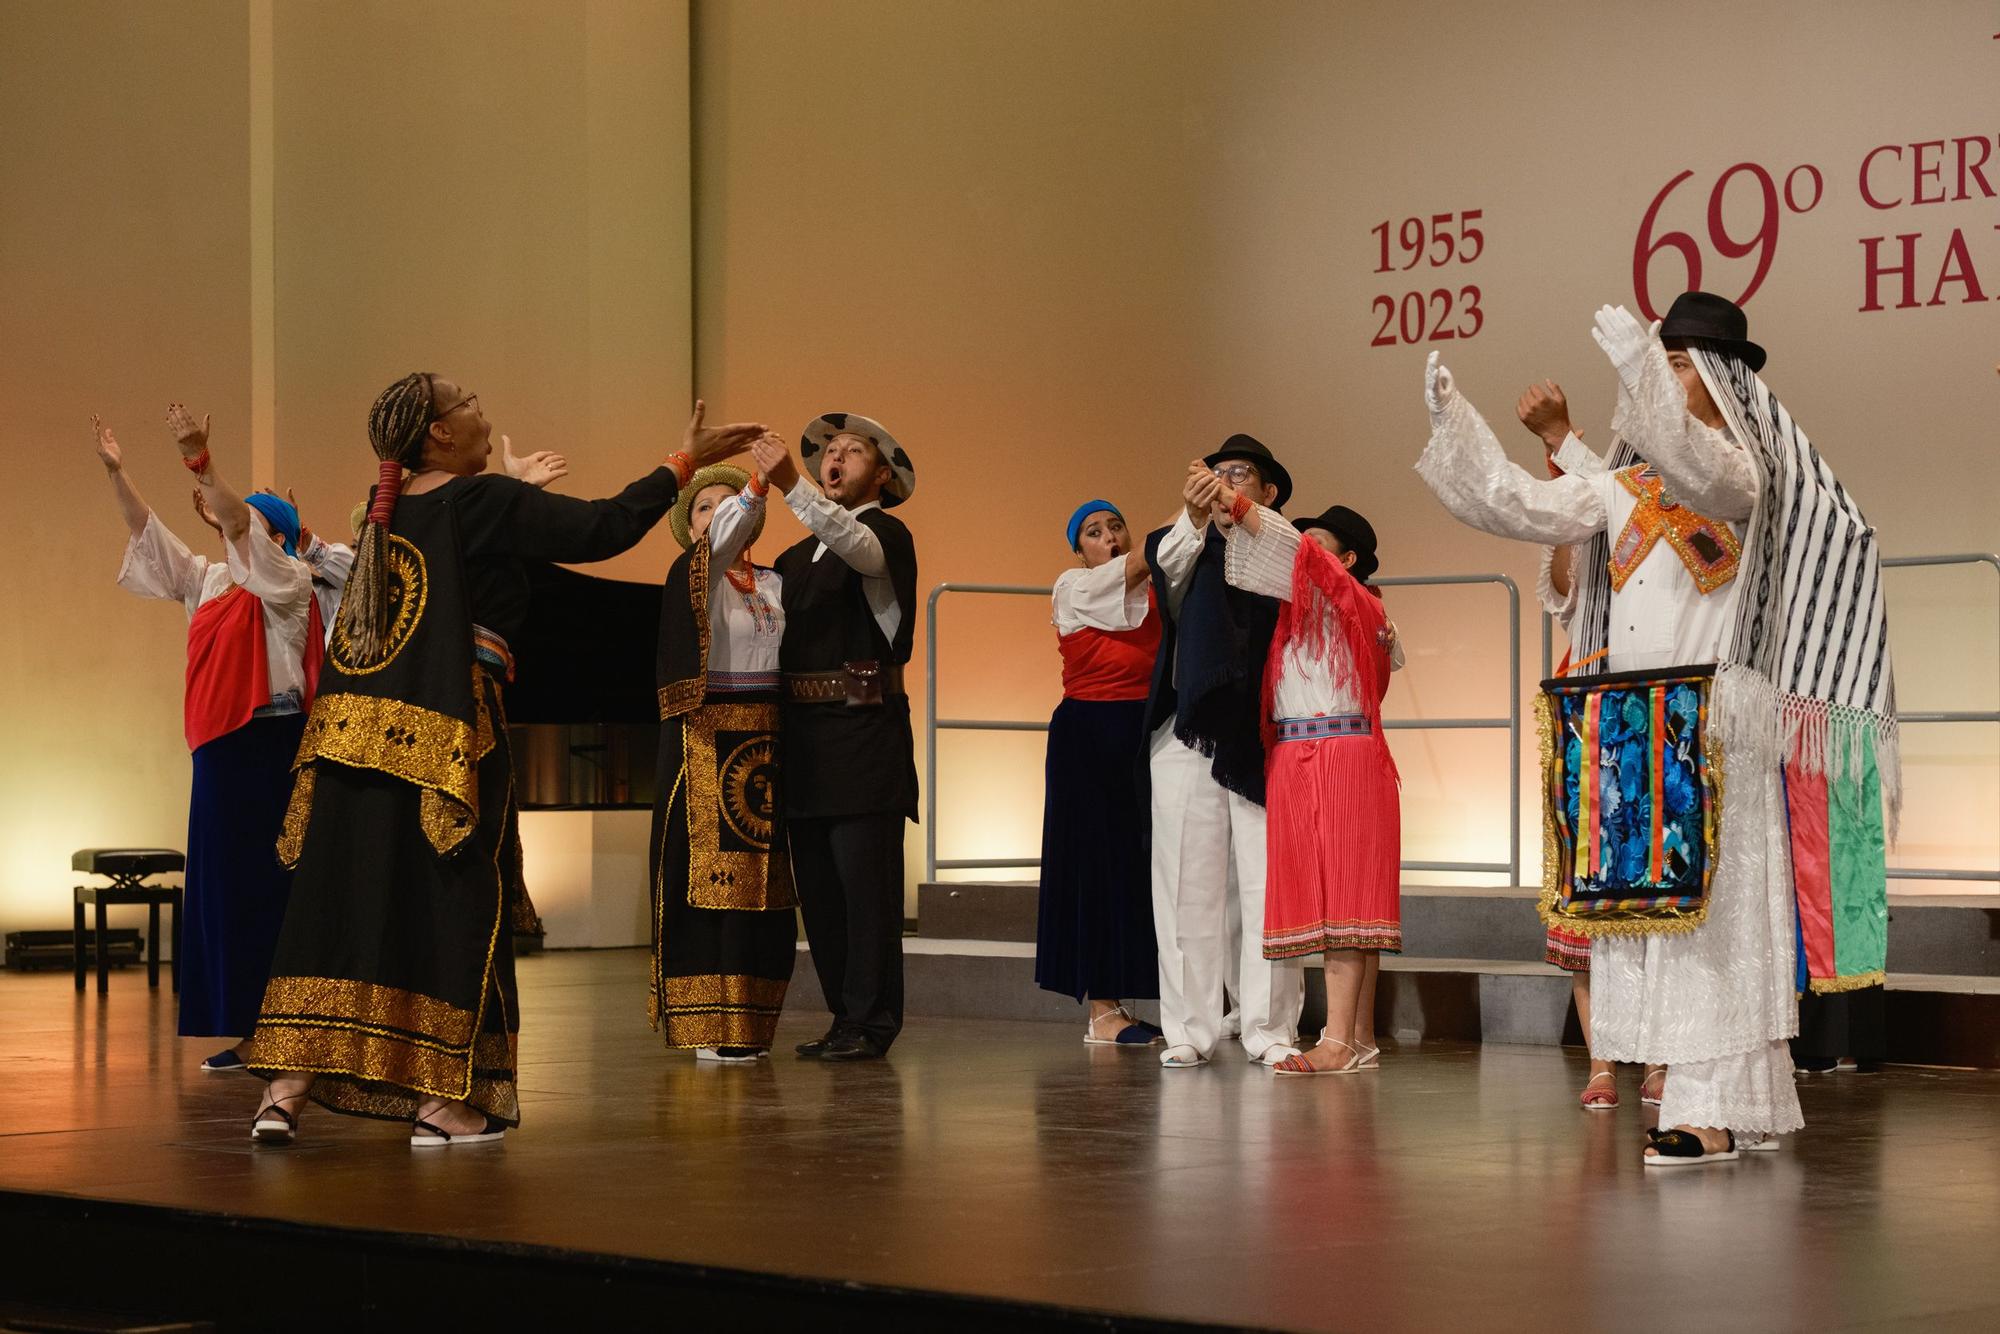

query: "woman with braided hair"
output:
241 374 763 1146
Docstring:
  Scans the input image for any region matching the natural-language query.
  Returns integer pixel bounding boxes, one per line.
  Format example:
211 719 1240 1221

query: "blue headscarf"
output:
245 492 301 557
1065 499 1122 551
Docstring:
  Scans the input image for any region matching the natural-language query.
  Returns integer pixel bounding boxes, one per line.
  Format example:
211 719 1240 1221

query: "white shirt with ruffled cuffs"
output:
702 488 783 691
1221 508 1404 721
117 512 317 713
1051 559 1150 636
1417 378 1755 673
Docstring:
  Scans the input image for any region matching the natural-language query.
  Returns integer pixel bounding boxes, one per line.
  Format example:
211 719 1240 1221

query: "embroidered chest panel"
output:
1608 466 1741 596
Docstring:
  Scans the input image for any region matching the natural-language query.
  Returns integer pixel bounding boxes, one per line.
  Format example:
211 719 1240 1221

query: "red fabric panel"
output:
184 587 268 752
1785 761 1836 984
1058 590 1160 702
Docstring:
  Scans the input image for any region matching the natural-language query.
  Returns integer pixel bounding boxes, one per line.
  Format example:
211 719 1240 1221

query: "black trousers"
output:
789 813 905 1048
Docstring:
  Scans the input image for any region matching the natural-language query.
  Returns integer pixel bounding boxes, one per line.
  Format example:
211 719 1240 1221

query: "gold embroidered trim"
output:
683 701 796 911
258 974 477 1047
658 537 713 720
1809 969 1886 995
277 766 316 867
655 969 789 1046
657 1010 781 1050
658 679 705 719
661 973 790 1011
327 534 429 674
293 668 495 854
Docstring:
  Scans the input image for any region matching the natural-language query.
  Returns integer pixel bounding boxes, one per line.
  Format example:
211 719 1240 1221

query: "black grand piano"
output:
507 562 662 809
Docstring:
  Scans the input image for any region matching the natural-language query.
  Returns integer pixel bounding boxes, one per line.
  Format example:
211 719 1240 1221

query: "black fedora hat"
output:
1295 504 1379 581
1203 433 1292 510
1659 291 1766 372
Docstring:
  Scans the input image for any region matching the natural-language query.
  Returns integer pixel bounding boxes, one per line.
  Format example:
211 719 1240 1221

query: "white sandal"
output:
1273 1037 1363 1077
1159 1044 1209 1069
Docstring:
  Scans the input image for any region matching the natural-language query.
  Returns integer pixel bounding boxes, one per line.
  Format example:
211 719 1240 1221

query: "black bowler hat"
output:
1659 291 1766 373
1295 504 1379 581
1203 433 1292 510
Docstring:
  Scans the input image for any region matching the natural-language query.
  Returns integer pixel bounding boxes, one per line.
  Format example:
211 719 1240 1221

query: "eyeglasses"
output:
435 392 479 417
1211 463 1260 485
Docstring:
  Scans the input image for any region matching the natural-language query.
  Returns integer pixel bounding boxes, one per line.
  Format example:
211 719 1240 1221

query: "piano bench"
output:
71 849 184 996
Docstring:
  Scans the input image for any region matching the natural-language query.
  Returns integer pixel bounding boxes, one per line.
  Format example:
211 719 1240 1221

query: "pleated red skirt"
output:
1262 731 1401 959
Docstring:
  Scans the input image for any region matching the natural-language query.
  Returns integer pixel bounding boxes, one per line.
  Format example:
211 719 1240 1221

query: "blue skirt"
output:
179 712 306 1037
1034 697 1158 1002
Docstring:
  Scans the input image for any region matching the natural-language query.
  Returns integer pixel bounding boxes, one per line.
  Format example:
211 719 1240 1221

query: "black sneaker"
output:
1794 1057 1838 1075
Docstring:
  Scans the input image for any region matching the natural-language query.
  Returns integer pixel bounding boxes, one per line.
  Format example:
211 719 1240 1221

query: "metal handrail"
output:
1540 552 1999 885
925 573 1523 883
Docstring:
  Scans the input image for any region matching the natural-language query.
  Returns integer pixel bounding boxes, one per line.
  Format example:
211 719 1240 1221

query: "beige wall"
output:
3 0 1995 949
694 0 1999 894
0 0 692 944
1 0 253 941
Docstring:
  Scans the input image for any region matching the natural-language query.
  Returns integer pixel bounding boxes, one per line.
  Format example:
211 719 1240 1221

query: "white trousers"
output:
1149 722 1303 1061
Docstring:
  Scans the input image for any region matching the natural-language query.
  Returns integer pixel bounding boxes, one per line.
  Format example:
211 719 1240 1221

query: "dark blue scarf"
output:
1143 525 1281 805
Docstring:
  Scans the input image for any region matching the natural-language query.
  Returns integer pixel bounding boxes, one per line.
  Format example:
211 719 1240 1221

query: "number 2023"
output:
1372 286 1484 346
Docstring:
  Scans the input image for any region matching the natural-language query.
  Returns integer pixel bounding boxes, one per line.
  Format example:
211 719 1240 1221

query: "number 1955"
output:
1369 210 1485 347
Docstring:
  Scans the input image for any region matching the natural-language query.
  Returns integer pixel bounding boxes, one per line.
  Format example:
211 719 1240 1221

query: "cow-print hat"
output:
800 413 914 508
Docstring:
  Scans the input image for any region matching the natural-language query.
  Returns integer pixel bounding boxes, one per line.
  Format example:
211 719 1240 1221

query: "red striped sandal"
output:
1580 1070 1619 1111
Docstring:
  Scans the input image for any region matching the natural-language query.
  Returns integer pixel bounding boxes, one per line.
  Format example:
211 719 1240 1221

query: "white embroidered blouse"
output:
1222 509 1405 720
116 513 318 709
1417 359 1757 673
703 488 784 684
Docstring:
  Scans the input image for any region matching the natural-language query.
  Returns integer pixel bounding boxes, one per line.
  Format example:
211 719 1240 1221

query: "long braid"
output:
335 373 436 664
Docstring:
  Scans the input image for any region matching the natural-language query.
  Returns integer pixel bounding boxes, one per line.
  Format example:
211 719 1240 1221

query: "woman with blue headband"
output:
92 404 337 1076
1033 499 1165 1045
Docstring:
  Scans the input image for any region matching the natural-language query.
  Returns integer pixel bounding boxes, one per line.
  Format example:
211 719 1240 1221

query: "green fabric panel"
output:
1828 729 1889 979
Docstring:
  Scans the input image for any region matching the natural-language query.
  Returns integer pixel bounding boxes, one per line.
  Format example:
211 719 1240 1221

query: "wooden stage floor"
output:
2 948 1997 1332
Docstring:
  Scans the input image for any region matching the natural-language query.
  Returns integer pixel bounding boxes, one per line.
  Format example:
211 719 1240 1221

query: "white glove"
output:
1591 305 1663 393
1424 350 1456 417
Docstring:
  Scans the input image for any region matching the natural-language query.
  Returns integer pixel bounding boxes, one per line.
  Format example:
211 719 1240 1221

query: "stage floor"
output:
3 948 1997 1332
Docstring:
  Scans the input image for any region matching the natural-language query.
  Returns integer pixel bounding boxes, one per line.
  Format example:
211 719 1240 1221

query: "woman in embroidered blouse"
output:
96 407 337 1076
1033 500 1166 1046
1214 492 1404 1076
647 456 796 1061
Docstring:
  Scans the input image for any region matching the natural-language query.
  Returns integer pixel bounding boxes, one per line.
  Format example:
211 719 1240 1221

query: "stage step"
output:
916 881 2000 975
790 941 2000 1067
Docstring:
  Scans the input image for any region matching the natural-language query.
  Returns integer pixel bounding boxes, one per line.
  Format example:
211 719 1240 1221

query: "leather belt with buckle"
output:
785 662 904 705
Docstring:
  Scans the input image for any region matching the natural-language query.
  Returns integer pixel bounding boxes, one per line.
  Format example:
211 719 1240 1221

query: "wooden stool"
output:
71 848 185 995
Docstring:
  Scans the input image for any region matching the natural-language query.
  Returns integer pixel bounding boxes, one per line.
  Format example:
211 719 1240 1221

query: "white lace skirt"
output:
1589 668 1802 1131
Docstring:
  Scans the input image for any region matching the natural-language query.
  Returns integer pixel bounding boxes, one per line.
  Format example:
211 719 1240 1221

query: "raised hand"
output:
1424 351 1456 417
166 402 211 459
192 487 221 533
500 434 569 489
286 486 315 551
682 399 768 468
91 415 122 473
1516 380 1576 452
1590 305 1661 392
1183 460 1222 526
750 430 799 493
1208 480 1240 528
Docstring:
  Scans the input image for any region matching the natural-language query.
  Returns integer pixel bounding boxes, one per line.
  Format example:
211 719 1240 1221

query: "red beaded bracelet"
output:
181 448 211 475
746 473 770 498
1228 492 1252 525
665 451 693 486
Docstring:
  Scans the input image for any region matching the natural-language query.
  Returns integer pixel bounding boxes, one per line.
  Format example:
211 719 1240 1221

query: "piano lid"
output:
506 561 660 725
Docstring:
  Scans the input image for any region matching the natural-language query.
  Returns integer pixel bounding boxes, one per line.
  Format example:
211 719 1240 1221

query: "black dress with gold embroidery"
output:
648 536 796 1050
244 466 678 1125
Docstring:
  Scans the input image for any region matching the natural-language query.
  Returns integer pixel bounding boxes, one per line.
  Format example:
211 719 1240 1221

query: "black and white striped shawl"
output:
1565 352 1899 826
